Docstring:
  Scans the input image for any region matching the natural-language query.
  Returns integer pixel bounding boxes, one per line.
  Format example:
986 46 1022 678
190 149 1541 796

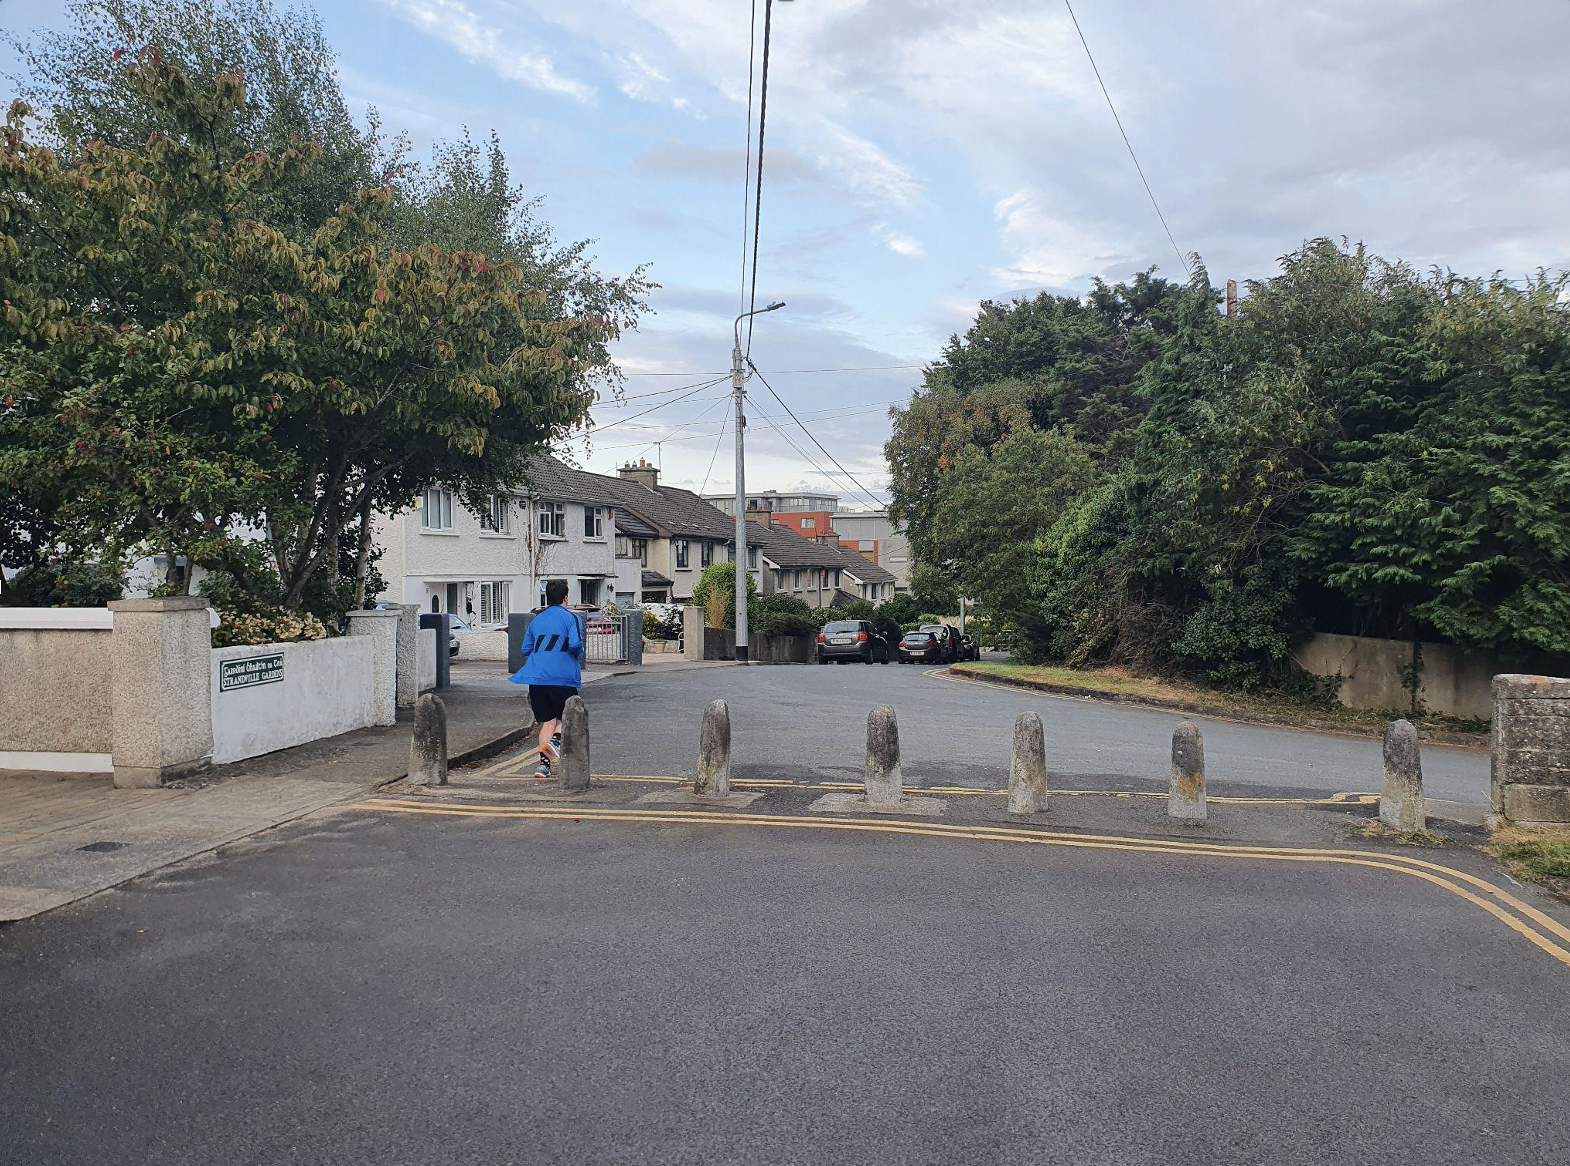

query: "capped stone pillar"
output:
108 597 214 788
346 608 401 726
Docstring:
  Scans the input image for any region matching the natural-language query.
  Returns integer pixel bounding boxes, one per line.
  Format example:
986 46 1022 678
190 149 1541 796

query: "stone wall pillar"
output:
1492 674 1570 826
681 606 705 662
107 597 214 788
394 604 420 708
346 608 401 726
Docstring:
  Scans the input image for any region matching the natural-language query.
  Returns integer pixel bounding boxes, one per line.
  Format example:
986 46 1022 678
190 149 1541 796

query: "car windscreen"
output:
823 621 861 633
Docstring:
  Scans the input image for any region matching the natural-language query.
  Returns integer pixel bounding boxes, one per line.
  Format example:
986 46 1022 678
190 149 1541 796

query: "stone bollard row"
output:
409 693 448 786
695 699 731 796
1380 719 1425 831
1168 721 1206 822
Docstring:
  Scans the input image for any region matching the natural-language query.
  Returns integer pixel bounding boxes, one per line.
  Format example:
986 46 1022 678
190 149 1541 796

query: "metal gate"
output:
583 610 643 666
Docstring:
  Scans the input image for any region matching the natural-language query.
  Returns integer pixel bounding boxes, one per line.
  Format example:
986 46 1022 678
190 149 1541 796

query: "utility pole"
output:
730 302 784 664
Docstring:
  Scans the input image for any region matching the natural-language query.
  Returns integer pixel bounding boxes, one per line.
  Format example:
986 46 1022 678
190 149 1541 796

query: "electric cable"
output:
1062 0 1189 275
744 0 776 356
746 360 887 507
699 397 735 497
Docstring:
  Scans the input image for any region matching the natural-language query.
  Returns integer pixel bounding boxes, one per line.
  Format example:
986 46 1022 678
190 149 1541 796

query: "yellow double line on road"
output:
349 797 1570 971
467 760 1379 807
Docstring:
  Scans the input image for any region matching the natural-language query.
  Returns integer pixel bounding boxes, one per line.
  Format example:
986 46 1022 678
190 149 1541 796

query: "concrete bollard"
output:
1168 721 1206 821
1008 711 1048 814
557 695 591 792
408 693 448 786
695 699 732 796
864 705 903 805
1380 719 1425 831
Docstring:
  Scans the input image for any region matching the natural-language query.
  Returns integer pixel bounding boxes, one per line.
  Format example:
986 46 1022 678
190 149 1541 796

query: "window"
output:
700 541 714 568
615 534 631 557
421 489 454 530
584 505 606 539
802 517 815 530
793 569 804 589
537 500 565 538
748 546 758 568
773 569 786 589
478 581 510 626
479 494 512 534
633 538 647 565
675 539 690 569
579 578 602 606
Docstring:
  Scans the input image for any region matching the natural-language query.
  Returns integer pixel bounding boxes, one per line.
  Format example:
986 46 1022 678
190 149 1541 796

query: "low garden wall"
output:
210 636 383 764
1292 632 1570 720
0 608 115 772
2 598 412 784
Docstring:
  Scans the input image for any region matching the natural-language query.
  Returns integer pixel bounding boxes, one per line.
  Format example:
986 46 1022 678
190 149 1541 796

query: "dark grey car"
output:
817 619 890 664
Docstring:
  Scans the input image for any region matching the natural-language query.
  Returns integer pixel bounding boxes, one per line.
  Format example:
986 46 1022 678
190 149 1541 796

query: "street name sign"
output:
219 652 285 692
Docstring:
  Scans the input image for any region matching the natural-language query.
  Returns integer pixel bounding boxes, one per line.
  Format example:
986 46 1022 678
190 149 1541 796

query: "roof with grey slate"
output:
520 457 621 507
615 510 659 538
744 520 854 569
641 568 674 586
834 547 896 585
599 478 736 541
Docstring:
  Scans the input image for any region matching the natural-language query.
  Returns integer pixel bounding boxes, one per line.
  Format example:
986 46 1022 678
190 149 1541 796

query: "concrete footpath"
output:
0 660 655 923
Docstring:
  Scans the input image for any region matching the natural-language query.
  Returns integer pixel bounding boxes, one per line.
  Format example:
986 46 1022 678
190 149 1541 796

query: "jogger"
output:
508 580 584 778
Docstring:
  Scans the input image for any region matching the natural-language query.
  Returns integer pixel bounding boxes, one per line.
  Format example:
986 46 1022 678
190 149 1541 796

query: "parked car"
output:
919 623 962 664
378 602 463 656
533 604 617 636
897 629 943 664
958 633 981 661
817 619 890 665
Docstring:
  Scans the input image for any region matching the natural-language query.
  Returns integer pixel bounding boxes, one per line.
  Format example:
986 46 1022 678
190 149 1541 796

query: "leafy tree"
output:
690 560 758 629
4 0 385 243
920 429 1099 630
0 59 622 609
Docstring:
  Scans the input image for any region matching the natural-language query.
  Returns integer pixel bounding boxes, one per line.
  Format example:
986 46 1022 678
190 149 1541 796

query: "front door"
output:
446 582 460 614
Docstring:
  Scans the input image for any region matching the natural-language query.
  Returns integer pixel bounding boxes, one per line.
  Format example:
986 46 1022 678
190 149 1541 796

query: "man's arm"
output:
567 610 585 660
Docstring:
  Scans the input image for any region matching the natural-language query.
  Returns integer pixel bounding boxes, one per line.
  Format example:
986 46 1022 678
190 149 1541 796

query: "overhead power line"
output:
738 0 758 316
1062 0 1189 276
619 363 927 377
586 377 725 431
744 0 777 357
746 360 887 508
699 397 734 496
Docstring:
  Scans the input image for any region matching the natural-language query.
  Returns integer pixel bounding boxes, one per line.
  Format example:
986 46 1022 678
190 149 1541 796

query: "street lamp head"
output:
765 300 785 311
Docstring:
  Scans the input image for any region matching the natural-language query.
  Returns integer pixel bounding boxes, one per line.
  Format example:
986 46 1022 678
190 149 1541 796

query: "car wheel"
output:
818 656 828 665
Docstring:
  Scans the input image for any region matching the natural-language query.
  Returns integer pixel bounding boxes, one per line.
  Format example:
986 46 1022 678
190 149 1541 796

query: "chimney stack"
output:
618 457 660 489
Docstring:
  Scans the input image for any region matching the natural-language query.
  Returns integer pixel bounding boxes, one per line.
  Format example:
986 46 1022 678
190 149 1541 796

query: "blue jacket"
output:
508 605 584 688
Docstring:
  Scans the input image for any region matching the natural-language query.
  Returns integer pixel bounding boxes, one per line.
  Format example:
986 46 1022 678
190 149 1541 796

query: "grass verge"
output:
1360 820 1448 847
1487 829 1570 897
950 661 1490 743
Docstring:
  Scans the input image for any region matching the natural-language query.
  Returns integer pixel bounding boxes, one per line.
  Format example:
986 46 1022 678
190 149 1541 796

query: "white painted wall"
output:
210 638 379 764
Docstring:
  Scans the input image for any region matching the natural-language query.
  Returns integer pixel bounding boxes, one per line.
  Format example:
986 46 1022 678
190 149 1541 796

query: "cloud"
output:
989 190 1131 290
878 227 926 258
374 0 594 102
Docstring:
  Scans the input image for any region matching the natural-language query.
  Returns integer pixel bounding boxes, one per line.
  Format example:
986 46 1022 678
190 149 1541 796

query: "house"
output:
600 460 749 602
745 520 856 608
703 486 913 594
373 458 619 628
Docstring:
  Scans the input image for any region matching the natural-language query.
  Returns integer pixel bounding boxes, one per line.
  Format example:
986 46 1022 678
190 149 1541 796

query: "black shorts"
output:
528 685 578 724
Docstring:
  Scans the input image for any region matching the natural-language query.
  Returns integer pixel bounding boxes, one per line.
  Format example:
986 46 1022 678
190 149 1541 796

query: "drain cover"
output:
76 841 127 854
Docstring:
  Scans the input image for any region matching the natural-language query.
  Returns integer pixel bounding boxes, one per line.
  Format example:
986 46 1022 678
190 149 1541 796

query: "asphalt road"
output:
592 662 1491 804
3 807 1566 1165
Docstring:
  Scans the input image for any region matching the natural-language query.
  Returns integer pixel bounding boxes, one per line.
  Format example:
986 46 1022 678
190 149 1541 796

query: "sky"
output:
5 0 1570 505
